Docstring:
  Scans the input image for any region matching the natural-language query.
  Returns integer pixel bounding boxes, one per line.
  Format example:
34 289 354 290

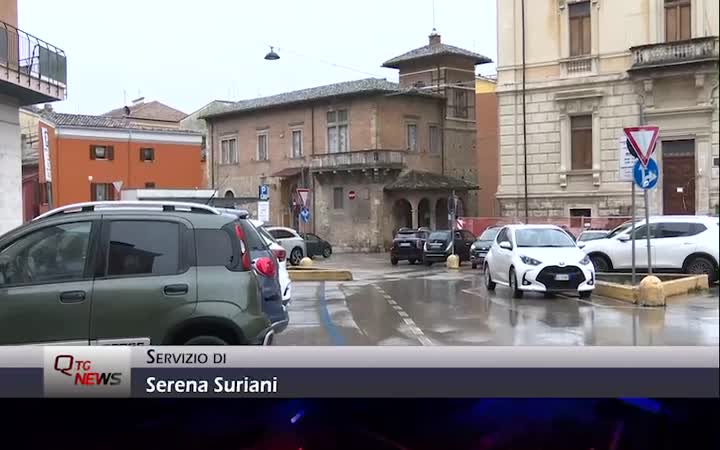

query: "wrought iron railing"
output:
1 20 67 97
311 150 406 170
631 37 719 68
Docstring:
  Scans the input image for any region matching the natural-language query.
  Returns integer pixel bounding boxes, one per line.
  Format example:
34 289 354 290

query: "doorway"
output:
662 140 695 215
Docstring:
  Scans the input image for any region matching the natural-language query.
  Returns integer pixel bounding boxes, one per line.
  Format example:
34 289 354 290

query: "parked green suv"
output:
0 201 275 346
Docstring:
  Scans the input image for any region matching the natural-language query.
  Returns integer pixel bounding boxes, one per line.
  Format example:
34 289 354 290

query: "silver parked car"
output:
265 226 307 266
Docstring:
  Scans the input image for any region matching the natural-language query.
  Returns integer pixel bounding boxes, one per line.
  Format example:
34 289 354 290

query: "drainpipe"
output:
521 0 529 222
208 121 215 190
311 106 316 233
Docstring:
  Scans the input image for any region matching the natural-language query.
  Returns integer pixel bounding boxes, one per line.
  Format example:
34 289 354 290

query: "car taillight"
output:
234 224 252 270
255 257 276 278
272 248 287 262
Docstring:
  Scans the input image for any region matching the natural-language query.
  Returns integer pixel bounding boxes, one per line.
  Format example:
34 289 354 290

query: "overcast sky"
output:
19 0 497 115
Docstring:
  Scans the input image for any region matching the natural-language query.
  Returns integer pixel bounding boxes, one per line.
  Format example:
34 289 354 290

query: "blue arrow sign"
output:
633 158 659 190
300 207 310 223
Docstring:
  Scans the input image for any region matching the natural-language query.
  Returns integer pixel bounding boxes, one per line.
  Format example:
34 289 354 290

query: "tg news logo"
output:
53 354 122 386
44 348 131 397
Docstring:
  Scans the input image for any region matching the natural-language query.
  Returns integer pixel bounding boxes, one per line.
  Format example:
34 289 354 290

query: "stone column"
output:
430 198 437 229
410 196 419 229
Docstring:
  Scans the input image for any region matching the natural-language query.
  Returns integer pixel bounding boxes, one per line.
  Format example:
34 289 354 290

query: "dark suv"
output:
0 201 275 346
390 228 429 265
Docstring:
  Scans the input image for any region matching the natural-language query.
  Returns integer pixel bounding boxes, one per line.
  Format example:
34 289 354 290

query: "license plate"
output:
400 243 411 247
554 274 570 281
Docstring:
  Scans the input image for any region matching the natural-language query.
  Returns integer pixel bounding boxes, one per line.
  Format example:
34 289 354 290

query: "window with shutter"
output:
571 115 593 171
569 1 591 57
665 0 691 42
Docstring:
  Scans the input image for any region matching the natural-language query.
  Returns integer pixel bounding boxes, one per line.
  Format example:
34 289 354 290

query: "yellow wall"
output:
475 79 497 94
497 0 719 84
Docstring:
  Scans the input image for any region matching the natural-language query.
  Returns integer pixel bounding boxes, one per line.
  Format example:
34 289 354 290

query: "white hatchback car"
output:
582 215 719 282
252 220 292 304
484 224 595 299
266 227 307 266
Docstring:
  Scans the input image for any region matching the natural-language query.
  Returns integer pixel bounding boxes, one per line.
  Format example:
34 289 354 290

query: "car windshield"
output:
515 228 576 248
606 222 638 239
256 226 279 244
478 228 499 241
429 231 451 241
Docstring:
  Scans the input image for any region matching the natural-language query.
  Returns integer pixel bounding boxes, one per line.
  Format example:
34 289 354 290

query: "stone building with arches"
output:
203 31 489 251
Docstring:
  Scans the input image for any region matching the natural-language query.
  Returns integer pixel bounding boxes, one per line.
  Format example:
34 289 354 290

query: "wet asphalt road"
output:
275 254 720 346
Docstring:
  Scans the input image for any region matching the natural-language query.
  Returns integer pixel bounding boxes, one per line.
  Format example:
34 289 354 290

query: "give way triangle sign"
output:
623 126 660 168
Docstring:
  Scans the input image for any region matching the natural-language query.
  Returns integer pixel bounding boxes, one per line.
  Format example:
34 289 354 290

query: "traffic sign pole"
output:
631 178 636 284
644 187 652 275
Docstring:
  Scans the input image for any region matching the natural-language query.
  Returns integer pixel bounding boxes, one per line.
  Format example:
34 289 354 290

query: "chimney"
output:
429 29 441 46
43 104 53 112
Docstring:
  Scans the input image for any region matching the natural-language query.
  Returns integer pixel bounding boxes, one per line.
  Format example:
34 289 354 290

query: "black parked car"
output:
390 228 429 265
423 229 476 265
301 233 333 258
470 226 501 269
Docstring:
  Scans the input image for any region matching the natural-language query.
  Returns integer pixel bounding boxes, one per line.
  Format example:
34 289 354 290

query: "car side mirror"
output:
499 241 512 250
618 235 630 242
577 242 586 249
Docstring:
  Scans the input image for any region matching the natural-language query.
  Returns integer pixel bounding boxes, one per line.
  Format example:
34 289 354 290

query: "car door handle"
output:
59 290 86 303
164 284 189 296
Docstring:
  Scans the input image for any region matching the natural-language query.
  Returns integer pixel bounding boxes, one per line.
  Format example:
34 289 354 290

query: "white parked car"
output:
582 215 719 282
484 224 595 299
265 227 307 266
252 220 292 305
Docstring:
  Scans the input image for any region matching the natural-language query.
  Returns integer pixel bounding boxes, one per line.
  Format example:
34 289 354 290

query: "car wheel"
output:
391 256 399 266
509 268 523 299
579 291 592 299
408 258 417 265
322 247 332 258
685 256 717 282
484 264 496 291
184 336 228 345
589 254 611 273
290 248 303 266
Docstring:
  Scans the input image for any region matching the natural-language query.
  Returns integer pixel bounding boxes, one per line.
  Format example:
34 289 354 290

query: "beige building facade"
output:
496 0 719 219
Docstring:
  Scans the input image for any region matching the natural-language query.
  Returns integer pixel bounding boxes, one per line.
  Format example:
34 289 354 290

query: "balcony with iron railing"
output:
629 36 719 72
311 149 406 172
1 20 67 105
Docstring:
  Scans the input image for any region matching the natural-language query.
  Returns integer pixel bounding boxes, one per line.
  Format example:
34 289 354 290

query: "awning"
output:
384 170 479 192
271 167 303 178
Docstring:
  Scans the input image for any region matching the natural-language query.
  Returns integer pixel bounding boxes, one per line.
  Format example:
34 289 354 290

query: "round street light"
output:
264 46 280 61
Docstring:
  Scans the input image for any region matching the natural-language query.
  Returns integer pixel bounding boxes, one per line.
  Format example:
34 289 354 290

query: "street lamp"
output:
264 46 280 61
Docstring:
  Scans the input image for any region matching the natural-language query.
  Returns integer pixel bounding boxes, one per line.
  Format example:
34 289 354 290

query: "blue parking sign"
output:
633 159 659 190
259 184 270 200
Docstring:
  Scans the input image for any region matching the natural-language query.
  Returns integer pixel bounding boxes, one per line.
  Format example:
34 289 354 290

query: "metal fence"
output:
457 216 635 237
1 20 67 96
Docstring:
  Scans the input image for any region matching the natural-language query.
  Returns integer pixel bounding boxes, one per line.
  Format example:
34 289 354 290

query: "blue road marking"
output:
318 281 346 345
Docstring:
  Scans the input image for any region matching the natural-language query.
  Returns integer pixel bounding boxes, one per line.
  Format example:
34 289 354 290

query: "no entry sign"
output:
348 190 356 200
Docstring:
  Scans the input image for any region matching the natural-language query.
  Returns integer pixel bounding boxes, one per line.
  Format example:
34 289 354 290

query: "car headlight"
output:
446 242 453 252
423 243 428 252
470 244 477 251
519 255 542 266
579 255 591 265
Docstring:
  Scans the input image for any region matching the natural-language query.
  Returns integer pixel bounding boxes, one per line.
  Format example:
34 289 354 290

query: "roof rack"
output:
33 201 221 221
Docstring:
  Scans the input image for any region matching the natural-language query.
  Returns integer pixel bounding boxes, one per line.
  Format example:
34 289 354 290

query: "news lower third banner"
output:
0 347 718 398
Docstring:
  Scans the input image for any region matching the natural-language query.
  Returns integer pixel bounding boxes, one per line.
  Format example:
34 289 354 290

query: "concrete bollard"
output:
637 275 665 306
299 257 313 267
446 254 460 270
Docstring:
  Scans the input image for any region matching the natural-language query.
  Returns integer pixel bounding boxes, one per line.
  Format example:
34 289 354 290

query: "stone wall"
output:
0 95 22 235
497 75 719 217
313 171 389 253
